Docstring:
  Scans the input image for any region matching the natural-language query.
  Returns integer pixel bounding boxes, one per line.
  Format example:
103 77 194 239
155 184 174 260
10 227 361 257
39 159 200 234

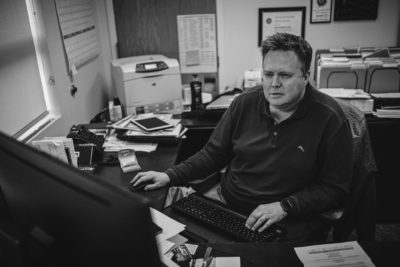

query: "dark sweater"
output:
166 84 353 216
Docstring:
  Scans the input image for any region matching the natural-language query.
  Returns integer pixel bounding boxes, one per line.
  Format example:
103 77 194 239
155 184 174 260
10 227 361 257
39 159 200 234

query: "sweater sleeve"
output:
165 100 239 185
288 118 353 217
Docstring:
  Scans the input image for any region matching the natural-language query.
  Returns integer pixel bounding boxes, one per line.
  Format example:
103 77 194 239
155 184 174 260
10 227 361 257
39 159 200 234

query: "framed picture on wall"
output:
258 7 305 46
310 0 332 23
334 0 379 21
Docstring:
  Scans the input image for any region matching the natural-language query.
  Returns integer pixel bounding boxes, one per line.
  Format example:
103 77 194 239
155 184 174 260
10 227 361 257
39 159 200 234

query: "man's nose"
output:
271 75 281 87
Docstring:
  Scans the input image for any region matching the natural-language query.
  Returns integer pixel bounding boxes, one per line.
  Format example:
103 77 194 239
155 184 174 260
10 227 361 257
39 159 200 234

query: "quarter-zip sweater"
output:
166 84 353 216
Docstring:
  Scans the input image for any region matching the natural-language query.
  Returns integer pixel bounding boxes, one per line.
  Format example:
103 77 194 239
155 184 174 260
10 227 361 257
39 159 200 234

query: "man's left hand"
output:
245 202 287 232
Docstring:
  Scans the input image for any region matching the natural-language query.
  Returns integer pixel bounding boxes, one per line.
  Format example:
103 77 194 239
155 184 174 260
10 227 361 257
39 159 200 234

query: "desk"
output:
93 144 179 210
88 123 400 266
200 242 400 267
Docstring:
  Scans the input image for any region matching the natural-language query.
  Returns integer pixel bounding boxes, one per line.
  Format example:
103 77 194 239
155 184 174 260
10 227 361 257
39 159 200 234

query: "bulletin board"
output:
112 0 216 62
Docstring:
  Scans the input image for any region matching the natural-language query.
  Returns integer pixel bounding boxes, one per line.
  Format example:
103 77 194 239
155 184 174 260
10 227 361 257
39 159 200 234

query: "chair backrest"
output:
329 100 377 241
336 99 377 172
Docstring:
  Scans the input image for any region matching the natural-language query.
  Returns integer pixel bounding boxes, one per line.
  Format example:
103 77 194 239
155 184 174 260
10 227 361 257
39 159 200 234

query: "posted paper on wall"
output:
55 0 99 74
177 14 217 73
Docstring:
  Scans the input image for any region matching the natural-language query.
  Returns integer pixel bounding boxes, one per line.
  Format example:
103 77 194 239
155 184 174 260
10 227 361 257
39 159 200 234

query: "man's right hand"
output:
130 171 170 191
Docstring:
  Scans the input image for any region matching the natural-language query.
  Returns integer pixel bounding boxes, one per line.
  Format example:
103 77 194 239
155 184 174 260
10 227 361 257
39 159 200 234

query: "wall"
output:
35 0 113 139
217 0 400 91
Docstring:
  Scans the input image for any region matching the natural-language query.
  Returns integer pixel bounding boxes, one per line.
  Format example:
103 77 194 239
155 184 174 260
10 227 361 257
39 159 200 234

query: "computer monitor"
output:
0 131 162 267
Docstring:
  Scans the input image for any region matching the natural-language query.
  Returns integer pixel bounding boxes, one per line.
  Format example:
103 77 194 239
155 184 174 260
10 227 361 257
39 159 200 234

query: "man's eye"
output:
280 73 292 79
264 72 273 78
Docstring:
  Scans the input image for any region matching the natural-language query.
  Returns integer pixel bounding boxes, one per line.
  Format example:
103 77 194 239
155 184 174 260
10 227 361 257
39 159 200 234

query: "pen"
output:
202 246 213 267
190 257 196 267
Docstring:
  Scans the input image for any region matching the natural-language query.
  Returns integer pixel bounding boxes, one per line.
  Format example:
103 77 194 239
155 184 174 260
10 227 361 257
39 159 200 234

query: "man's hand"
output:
245 202 288 232
130 171 170 191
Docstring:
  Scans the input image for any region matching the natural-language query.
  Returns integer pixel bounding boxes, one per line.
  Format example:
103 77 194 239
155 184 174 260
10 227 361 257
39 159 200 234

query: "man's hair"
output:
261 33 313 74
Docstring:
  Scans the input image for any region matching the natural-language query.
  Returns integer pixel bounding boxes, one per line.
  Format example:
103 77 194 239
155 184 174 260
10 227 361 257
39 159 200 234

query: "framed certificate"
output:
258 7 306 46
310 0 332 23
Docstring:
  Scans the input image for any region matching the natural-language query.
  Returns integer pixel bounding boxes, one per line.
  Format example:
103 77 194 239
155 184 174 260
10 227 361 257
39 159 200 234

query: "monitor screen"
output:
0 131 162 267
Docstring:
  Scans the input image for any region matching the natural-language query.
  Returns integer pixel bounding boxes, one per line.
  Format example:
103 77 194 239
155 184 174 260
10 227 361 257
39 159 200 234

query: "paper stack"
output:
31 137 78 167
102 134 158 152
319 88 374 113
111 113 187 144
375 106 400 118
150 207 187 266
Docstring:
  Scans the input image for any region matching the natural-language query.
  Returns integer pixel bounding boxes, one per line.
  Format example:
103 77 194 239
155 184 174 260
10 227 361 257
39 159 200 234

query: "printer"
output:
111 55 182 115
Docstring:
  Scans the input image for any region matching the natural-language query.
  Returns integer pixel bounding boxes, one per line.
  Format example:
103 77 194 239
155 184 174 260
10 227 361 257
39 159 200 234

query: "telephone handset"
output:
67 125 105 152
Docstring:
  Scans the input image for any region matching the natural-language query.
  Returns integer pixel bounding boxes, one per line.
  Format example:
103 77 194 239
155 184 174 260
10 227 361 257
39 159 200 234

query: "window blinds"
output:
0 0 48 137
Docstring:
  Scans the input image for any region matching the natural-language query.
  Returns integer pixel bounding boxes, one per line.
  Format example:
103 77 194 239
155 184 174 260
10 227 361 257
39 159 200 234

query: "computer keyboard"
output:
171 193 287 242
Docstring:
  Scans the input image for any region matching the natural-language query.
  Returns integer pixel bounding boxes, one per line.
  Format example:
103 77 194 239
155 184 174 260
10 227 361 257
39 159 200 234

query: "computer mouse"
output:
129 181 152 192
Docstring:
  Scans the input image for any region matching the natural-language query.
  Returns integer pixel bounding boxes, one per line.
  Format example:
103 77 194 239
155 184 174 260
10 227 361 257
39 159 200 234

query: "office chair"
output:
321 99 377 242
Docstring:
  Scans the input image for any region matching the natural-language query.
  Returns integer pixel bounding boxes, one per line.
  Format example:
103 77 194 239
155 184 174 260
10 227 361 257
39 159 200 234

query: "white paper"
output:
43 137 78 167
31 139 70 165
193 257 240 267
150 208 186 240
55 0 99 73
294 241 375 267
184 243 199 255
150 208 186 255
102 135 157 152
216 257 241 267
177 14 217 73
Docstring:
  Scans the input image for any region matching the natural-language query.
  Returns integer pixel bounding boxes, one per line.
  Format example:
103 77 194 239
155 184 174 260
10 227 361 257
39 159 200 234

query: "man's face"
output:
262 50 309 111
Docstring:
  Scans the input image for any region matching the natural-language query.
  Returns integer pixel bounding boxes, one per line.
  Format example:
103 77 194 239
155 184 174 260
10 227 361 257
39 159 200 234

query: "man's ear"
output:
303 71 310 85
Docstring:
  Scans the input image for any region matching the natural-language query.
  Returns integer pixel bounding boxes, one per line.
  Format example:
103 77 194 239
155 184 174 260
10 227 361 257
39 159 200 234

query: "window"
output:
0 0 51 140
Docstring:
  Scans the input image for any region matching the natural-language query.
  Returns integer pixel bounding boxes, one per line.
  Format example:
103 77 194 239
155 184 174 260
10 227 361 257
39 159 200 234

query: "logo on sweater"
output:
297 145 305 152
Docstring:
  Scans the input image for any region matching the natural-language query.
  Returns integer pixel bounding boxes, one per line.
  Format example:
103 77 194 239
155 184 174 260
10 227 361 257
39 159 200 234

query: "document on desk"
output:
294 241 375 267
102 135 157 152
150 208 186 255
32 138 77 167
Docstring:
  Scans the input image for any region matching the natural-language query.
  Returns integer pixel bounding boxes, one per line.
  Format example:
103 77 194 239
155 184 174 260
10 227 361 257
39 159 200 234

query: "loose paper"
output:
55 0 99 74
294 241 375 267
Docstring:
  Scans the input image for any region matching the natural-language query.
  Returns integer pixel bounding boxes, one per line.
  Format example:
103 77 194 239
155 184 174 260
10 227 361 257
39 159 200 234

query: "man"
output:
131 33 353 241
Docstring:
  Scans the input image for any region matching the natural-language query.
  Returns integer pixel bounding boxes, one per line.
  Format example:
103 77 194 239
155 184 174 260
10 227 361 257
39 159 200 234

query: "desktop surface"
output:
196 241 400 267
75 122 400 266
